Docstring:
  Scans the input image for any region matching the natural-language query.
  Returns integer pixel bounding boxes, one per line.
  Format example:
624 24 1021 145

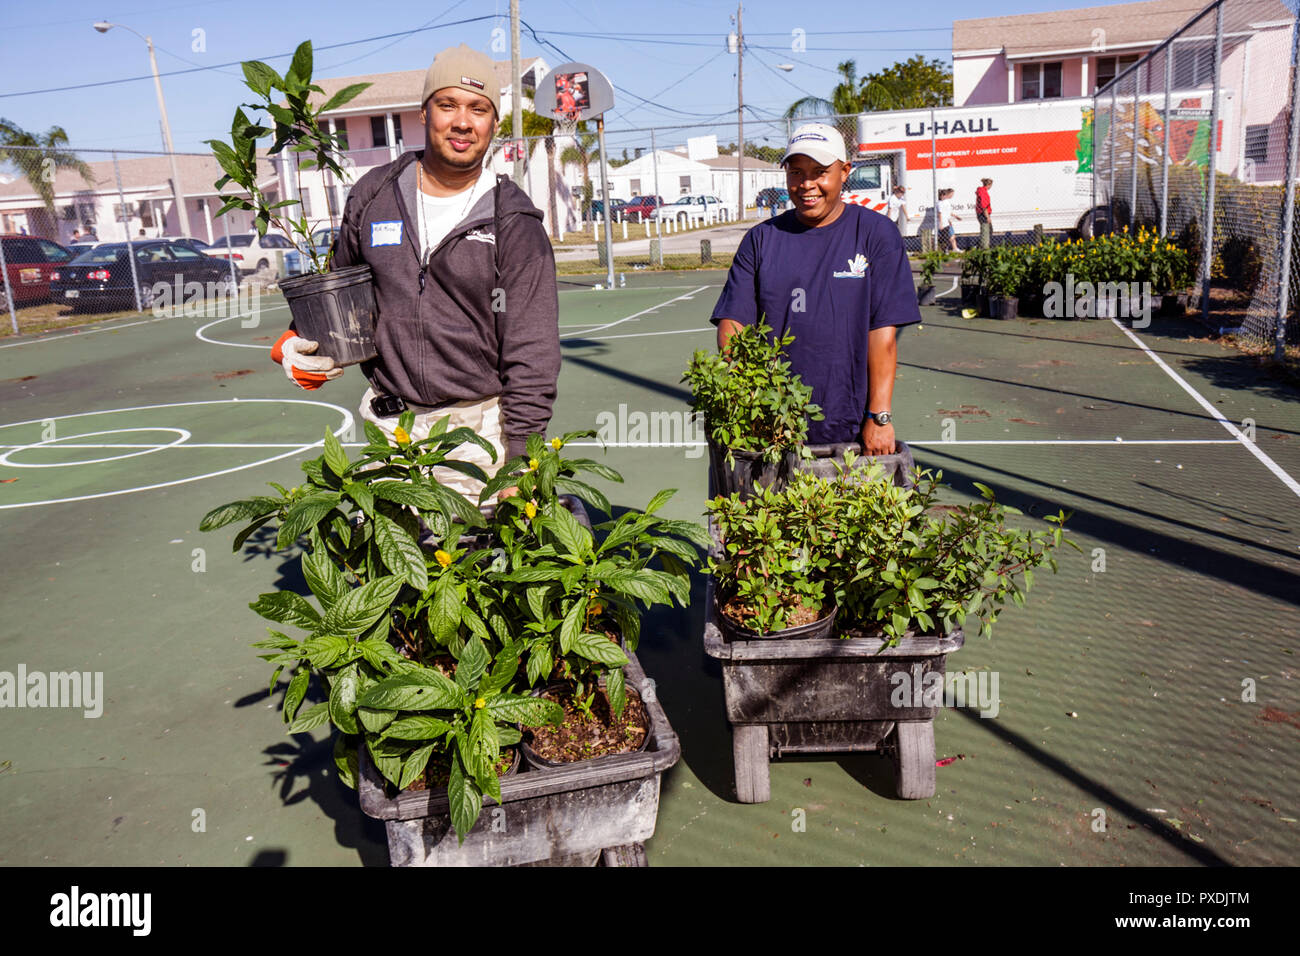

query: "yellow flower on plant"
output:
550 437 563 450
393 426 411 446
474 697 486 709
435 550 452 568
525 501 537 520
528 458 539 471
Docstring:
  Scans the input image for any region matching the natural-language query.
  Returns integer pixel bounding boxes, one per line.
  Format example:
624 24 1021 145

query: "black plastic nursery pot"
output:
712 590 838 641
708 437 916 499
519 682 653 770
703 577 964 804
959 282 979 306
917 284 938 306
358 650 677 866
279 264 378 366
988 295 1019 320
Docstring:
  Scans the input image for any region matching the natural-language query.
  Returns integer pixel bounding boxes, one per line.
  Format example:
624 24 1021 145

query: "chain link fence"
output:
1093 0 1300 360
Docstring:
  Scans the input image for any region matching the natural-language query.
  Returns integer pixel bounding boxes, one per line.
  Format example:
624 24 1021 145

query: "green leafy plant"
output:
918 249 949 287
706 471 839 634
984 246 1029 297
683 319 823 465
205 40 370 272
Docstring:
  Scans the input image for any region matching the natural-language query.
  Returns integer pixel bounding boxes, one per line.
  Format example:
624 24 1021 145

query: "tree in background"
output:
785 55 952 117
498 109 561 239
558 123 598 220
0 118 94 224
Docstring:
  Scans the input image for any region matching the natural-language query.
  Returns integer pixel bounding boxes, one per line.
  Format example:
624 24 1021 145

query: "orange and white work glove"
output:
270 329 343 390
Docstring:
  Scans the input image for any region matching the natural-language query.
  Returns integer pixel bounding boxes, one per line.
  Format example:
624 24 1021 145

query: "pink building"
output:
953 0 1295 182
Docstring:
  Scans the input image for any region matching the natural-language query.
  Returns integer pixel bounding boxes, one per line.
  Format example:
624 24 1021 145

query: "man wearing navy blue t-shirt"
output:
710 123 921 455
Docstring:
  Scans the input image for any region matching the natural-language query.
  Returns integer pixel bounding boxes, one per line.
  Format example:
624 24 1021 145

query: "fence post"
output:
1273 8 1300 362
0 228 16 334
930 108 938 250
113 151 143 313
1201 1 1224 326
1109 87 1118 230
1161 48 1173 238
1130 64 1141 227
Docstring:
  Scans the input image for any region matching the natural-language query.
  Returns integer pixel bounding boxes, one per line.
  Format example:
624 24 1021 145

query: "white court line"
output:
936 275 959 297
0 398 353 510
1111 318 1300 499
0 313 175 350
560 286 709 338
580 327 712 342
194 302 292 350
911 439 1240 446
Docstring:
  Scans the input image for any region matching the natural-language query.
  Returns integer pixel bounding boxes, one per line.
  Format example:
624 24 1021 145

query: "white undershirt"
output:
416 167 492 261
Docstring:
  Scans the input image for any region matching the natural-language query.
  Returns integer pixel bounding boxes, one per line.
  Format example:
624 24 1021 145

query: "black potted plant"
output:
985 247 1026 320
206 41 377 365
916 250 948 306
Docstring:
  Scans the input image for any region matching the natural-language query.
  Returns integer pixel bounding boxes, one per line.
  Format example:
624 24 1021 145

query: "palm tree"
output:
558 125 599 221
785 60 870 118
498 109 562 239
0 119 94 222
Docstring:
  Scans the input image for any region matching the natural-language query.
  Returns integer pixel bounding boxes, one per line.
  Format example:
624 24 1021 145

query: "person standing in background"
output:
975 178 993 249
887 185 916 236
937 188 960 252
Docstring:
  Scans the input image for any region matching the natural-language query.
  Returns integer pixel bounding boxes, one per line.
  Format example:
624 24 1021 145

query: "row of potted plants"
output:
201 418 709 853
959 228 1196 319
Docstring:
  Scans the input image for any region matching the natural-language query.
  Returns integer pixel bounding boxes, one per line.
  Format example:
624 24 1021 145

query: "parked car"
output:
206 232 295 275
158 236 212 252
652 194 730 226
283 228 339 277
621 195 664 222
50 240 239 312
755 187 791 210
0 235 75 308
587 198 628 222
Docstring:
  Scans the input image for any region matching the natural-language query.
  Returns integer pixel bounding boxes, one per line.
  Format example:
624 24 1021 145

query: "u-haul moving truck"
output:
847 92 1231 239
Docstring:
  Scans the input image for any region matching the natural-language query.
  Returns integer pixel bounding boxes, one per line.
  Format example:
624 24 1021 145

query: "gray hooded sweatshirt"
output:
331 150 560 460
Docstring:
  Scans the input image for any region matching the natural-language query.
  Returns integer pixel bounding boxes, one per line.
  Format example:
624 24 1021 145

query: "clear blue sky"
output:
1 0 1160 157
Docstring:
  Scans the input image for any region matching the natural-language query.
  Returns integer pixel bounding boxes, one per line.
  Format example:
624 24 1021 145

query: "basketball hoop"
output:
554 109 581 138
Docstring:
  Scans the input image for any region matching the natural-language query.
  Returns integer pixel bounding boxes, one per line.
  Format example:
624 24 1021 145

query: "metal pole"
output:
1272 12 1300 362
146 36 192 237
1202 2 1224 326
1109 87 1117 230
597 115 615 289
651 128 660 205
930 108 938 249
0 231 16 334
221 208 238 288
113 151 143 312
510 0 524 187
736 3 745 223
1130 64 1141 227
1161 48 1173 237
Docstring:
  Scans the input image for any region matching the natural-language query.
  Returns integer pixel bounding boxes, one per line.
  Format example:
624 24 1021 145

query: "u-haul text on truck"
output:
846 92 1231 240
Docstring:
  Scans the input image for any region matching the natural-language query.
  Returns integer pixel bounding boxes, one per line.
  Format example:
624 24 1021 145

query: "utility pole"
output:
510 0 524 186
736 4 744 222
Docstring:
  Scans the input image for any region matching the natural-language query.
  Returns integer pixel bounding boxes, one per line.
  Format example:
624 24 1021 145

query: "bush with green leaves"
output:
706 454 1076 644
918 250 949 287
201 420 706 841
683 318 823 465
206 40 371 272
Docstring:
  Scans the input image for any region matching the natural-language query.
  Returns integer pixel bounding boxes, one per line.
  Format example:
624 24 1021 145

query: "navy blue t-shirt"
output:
710 204 921 445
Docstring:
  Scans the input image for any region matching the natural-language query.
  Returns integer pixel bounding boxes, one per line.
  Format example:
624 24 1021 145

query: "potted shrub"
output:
916 250 948 306
201 422 707 865
985 247 1026 320
704 453 1076 802
206 41 378 365
683 318 823 498
683 319 913 497
958 248 984 306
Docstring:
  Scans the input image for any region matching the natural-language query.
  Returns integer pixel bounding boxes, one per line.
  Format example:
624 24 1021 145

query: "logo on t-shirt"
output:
465 229 496 245
832 253 869 278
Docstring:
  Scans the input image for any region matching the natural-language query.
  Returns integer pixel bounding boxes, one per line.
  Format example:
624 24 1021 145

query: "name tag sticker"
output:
371 221 403 246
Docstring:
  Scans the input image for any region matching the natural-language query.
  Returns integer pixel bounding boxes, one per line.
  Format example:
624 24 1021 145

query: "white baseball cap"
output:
781 123 847 167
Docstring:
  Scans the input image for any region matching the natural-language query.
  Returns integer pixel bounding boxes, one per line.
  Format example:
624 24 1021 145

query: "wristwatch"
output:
866 410 892 427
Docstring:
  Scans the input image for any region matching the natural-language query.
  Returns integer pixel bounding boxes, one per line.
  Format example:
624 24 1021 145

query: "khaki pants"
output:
979 219 992 249
360 387 506 499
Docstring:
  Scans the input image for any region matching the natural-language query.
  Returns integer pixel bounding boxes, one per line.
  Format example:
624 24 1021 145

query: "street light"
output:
93 21 192 238
775 64 794 72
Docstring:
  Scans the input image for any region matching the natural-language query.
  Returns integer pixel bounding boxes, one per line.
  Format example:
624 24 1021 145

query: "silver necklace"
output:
417 161 481 259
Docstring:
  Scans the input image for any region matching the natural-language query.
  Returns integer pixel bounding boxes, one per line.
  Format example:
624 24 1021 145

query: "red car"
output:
621 195 664 223
1 234 75 308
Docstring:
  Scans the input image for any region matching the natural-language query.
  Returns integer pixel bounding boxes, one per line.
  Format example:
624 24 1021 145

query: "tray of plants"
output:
701 461 1072 804
201 415 709 867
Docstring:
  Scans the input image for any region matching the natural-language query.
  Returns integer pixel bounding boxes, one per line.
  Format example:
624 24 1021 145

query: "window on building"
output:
137 201 154 228
371 115 388 149
1245 124 1270 162
1095 54 1140 93
1173 45 1214 87
299 188 313 218
630 179 642 194
679 175 691 193
1021 62 1063 100
326 187 339 218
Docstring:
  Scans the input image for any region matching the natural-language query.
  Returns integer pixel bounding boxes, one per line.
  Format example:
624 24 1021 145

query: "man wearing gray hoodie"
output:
270 44 561 496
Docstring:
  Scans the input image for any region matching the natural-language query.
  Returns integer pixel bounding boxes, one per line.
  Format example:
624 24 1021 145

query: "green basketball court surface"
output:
1 270 1296 866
